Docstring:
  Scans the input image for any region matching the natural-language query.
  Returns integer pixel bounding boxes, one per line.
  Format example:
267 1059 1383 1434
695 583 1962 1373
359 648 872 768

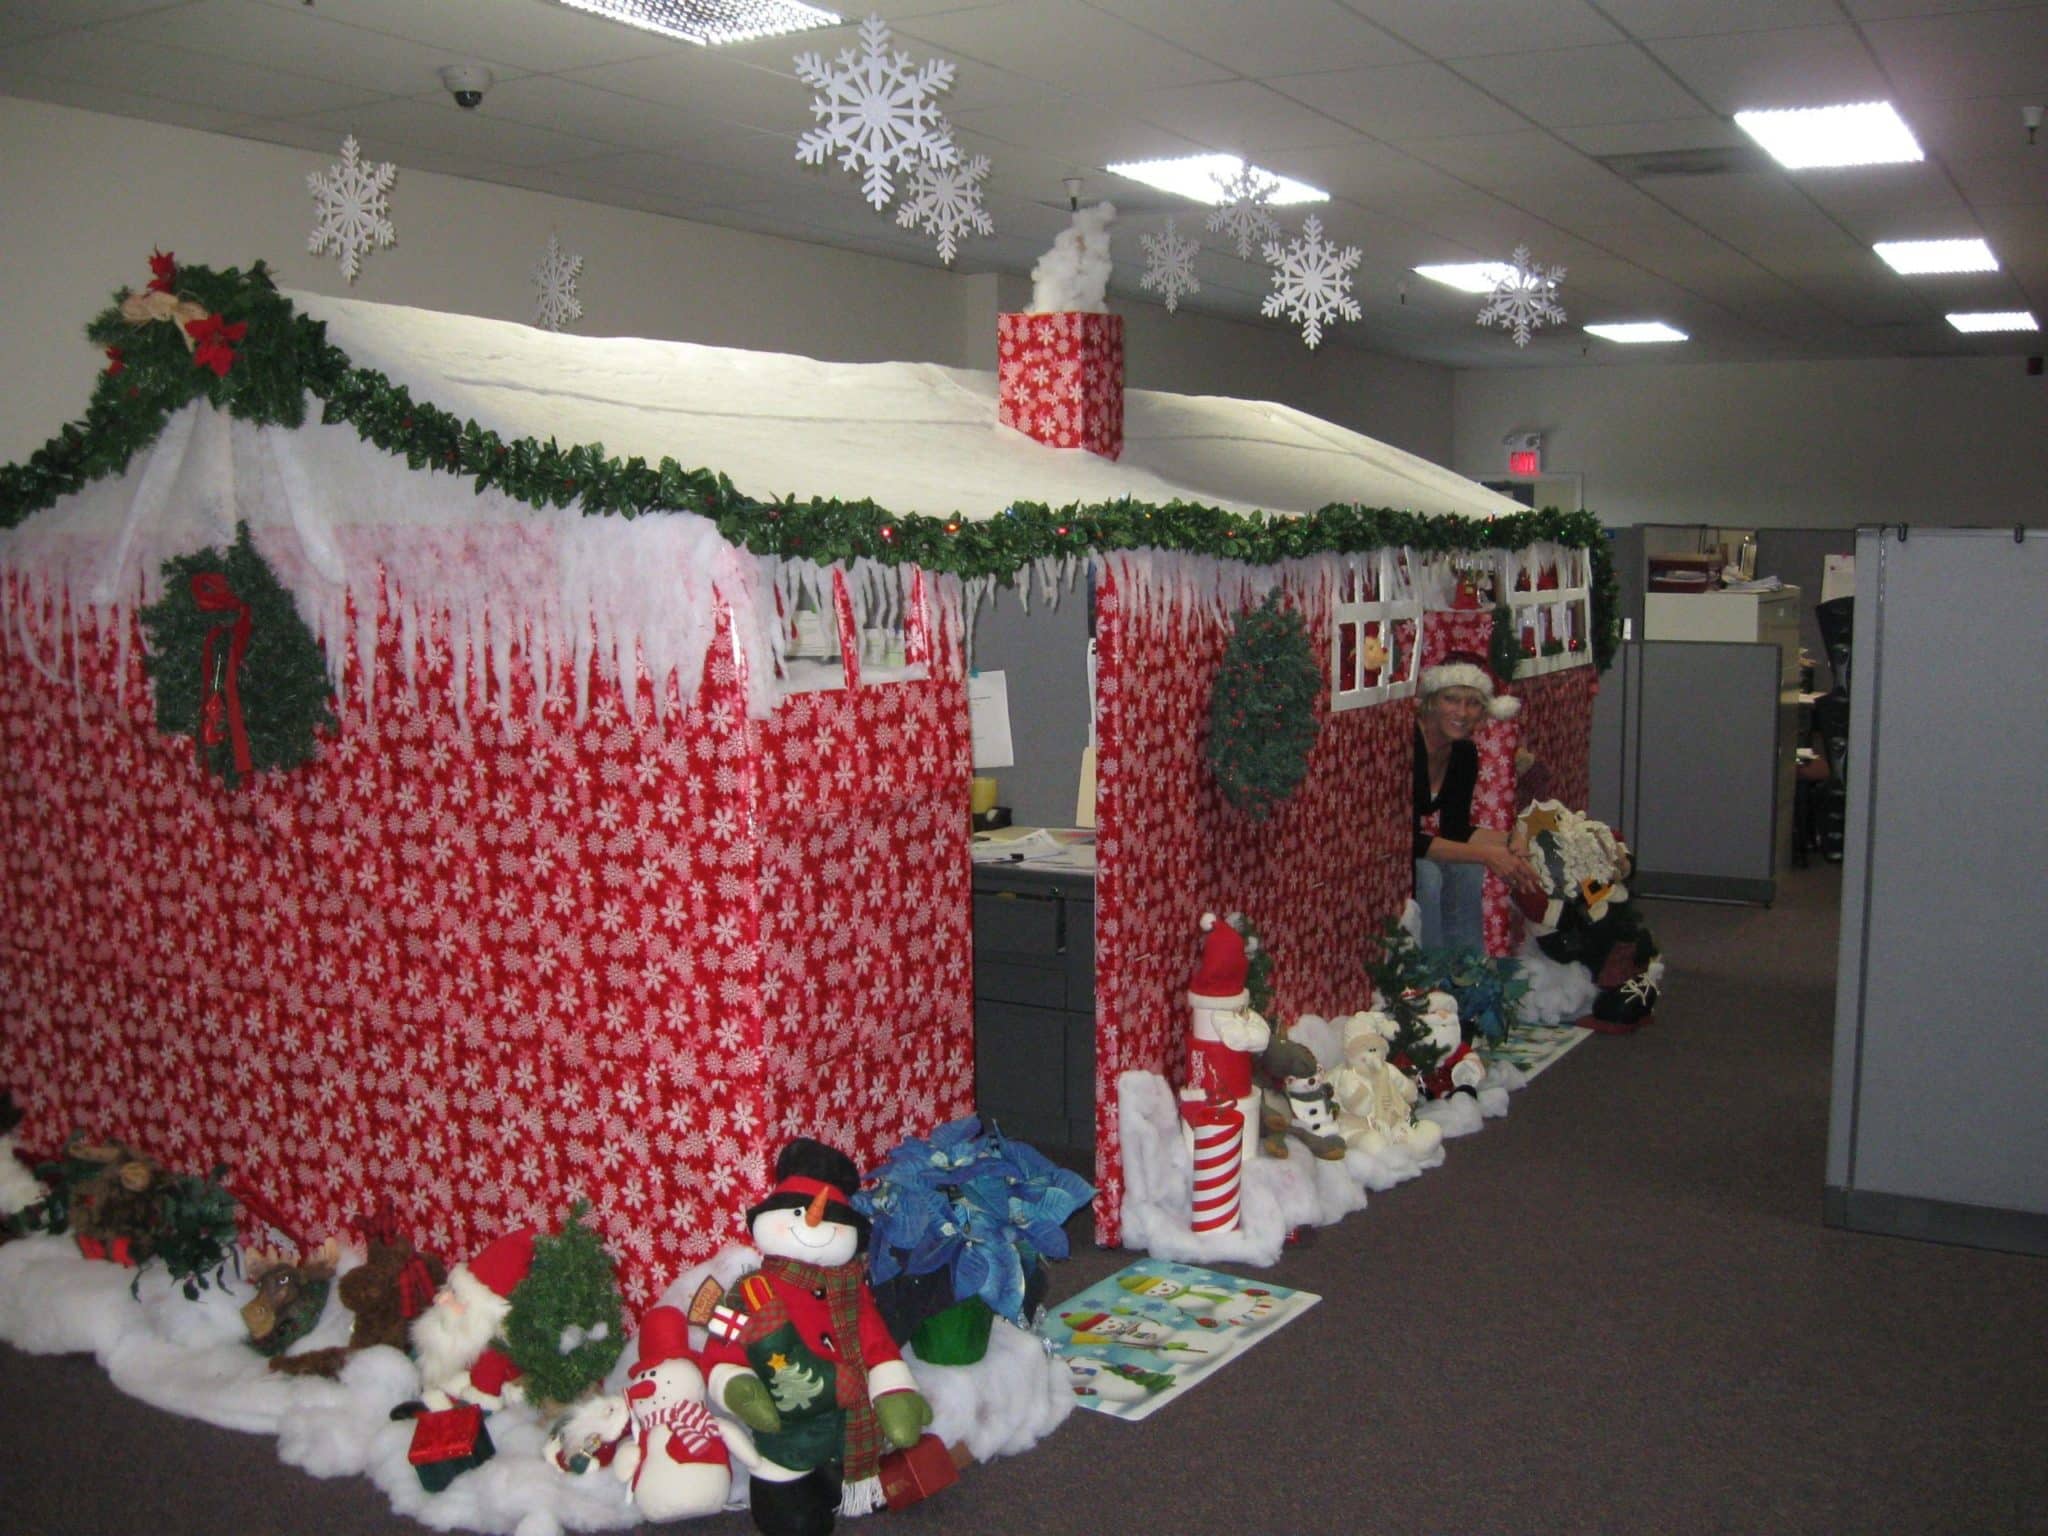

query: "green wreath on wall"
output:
1207 590 1324 822
139 524 337 788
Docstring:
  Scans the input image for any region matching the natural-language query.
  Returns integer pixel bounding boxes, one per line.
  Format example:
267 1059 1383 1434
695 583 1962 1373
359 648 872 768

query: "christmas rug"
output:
1042 1259 1318 1422
1482 1020 1594 1083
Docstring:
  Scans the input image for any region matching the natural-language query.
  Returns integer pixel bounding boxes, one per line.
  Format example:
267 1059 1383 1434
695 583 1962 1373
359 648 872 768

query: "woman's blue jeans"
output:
1414 858 1485 953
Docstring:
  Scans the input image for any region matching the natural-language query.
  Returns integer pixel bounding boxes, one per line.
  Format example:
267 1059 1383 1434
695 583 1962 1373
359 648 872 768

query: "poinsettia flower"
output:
185 314 249 377
147 248 177 293
104 347 126 377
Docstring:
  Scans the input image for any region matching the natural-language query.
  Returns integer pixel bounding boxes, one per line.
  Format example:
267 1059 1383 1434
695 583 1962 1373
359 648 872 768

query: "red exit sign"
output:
1508 448 1541 476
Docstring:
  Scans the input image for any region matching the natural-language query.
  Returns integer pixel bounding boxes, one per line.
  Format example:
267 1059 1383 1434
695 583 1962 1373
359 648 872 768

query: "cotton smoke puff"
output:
1029 202 1117 313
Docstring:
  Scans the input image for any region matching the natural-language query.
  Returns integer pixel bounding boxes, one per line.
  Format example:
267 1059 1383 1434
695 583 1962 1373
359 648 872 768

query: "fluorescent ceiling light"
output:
1733 101 1923 170
556 0 839 45
1584 321 1688 344
1103 154 1327 207
1412 261 1519 295
1946 310 2038 333
1873 238 1998 275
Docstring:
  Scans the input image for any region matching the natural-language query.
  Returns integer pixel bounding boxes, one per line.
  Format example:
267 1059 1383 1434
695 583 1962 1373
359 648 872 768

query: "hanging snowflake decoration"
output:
1477 244 1567 348
795 13 957 210
895 151 993 264
1260 215 1361 349
306 135 397 284
532 234 584 331
1205 162 1282 260
1139 216 1200 314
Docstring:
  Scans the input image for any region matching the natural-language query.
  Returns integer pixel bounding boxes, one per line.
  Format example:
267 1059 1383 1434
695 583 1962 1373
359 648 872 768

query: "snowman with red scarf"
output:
612 1304 761 1521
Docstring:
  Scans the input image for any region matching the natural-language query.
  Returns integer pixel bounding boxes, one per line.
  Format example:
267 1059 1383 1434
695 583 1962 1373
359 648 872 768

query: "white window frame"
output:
1330 548 1424 712
1497 541 1594 678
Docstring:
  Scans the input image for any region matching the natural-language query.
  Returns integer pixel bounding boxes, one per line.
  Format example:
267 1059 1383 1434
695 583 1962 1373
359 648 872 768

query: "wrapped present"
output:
76 1234 138 1266
407 1402 495 1493
880 1435 969 1511
997 311 1123 460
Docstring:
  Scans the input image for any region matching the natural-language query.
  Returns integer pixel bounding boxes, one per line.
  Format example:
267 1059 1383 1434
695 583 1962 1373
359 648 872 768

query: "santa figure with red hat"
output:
702 1138 933 1536
1178 913 1272 1234
608 1304 762 1521
411 1227 535 1411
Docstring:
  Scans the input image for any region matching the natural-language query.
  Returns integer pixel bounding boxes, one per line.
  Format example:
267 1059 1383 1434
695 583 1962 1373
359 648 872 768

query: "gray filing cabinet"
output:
971 863 1095 1156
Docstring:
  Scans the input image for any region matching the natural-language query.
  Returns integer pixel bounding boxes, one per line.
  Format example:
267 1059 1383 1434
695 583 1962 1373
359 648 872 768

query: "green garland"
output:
1 256 1620 671
1208 591 1323 821
502 1201 627 1409
138 523 337 788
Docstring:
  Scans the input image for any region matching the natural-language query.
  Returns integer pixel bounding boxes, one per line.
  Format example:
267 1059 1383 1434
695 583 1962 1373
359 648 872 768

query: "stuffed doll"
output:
0 1091 47 1224
1255 1034 1346 1161
1514 799 1663 1029
1327 1012 1445 1159
702 1139 934 1536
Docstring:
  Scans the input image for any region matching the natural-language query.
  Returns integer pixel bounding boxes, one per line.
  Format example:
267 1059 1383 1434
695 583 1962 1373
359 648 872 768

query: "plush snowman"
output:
614 1305 759 1522
701 1139 933 1536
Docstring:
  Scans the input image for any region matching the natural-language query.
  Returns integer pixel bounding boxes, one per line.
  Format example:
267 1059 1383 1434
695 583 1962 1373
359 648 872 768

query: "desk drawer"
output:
973 889 1093 1010
975 1001 1070 1119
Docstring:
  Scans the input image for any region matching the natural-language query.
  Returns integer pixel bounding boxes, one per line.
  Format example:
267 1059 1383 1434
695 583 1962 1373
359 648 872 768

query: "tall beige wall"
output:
1453 355 2048 530
0 95 1453 472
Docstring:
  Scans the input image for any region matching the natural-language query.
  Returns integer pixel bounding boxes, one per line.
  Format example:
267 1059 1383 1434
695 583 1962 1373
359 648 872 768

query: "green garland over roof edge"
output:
0 258 1620 670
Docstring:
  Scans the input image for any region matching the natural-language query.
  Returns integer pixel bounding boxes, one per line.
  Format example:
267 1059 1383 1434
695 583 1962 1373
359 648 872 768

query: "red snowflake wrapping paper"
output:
0 570 972 1309
1090 561 1411 1245
997 312 1124 460
1508 665 1595 817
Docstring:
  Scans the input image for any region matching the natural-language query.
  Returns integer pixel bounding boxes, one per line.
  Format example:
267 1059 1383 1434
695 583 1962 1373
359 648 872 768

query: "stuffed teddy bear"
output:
1327 1012 1445 1159
1255 1034 1346 1161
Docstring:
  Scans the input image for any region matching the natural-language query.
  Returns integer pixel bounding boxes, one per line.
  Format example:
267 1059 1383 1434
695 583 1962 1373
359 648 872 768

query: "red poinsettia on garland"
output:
146 247 178 294
184 314 249 378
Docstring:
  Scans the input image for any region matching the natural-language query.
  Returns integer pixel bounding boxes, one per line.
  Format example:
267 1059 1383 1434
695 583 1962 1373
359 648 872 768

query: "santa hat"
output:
1187 913 1249 1010
444 1226 537 1317
630 1305 694 1379
1419 649 1519 720
744 1137 871 1251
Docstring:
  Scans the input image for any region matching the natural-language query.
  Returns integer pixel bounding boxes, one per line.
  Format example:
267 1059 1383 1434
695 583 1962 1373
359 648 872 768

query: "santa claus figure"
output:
1414 989 1486 1101
411 1227 535 1410
703 1139 933 1536
1178 913 1272 1233
612 1305 760 1522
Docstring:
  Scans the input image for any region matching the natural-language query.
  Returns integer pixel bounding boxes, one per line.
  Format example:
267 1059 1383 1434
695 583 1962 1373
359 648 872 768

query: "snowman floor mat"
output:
1040 1260 1319 1421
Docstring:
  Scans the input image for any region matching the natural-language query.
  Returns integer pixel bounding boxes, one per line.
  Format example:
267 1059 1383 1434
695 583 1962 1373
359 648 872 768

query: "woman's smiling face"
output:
1424 685 1488 739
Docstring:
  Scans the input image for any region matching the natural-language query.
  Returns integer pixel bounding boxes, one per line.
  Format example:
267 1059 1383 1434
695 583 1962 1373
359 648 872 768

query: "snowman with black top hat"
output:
702 1138 934 1536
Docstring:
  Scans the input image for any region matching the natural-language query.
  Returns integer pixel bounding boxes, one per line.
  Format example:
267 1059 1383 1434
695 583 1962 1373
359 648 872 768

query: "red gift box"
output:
879 1435 968 1511
997 311 1123 460
408 1402 495 1493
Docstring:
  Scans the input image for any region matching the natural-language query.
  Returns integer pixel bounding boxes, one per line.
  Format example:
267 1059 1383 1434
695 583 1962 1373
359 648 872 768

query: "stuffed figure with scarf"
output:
703 1139 933 1536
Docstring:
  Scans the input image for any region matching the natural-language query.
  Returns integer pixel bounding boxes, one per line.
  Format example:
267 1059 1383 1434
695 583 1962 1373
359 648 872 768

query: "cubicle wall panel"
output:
1829 528 2048 1245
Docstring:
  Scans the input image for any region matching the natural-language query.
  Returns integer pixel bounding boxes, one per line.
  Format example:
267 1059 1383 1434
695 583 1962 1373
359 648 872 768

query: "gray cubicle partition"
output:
1597 639 1782 904
968 573 1093 830
1827 526 2048 1255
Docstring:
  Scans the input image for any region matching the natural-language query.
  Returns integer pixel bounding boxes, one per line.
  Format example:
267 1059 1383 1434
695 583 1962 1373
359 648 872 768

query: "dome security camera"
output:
440 63 493 110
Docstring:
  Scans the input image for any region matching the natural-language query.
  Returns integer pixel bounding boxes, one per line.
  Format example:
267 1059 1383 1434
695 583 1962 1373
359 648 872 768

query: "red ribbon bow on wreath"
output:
190 571 253 777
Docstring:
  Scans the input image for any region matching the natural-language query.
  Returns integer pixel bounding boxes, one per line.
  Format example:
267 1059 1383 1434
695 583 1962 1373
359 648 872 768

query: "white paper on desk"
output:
1821 555 1854 605
967 670 1014 769
971 828 1065 863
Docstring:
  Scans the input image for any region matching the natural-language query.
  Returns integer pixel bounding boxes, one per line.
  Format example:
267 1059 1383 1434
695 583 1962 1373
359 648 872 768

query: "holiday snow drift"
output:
0 256 1612 1303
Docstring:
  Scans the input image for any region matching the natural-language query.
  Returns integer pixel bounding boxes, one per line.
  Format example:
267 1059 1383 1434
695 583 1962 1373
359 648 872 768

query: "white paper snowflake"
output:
307 135 396 284
1205 162 1282 260
894 150 993 264
1477 245 1567 348
532 234 584 331
1260 214 1361 349
1139 216 1201 314
795 13 957 210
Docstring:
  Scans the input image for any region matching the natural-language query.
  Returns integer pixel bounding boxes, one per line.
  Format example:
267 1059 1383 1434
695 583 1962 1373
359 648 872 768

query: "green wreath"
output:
140 524 336 788
1207 590 1323 821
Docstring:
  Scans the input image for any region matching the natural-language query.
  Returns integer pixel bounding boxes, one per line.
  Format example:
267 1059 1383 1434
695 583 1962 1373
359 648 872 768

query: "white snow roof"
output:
291 292 1519 523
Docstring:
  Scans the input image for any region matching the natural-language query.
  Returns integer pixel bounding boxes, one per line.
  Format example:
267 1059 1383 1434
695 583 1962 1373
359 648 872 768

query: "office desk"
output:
971 858 1095 1156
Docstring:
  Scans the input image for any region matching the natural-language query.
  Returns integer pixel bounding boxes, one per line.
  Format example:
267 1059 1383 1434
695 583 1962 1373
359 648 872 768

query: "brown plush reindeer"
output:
265 1210 446 1377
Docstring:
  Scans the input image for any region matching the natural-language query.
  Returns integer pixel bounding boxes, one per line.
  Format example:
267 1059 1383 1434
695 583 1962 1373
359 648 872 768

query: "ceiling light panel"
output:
1873 238 1998 275
1584 322 1688 344
1412 262 1519 295
1732 102 1923 170
1945 311 2038 333
556 0 840 46
1104 155 1328 207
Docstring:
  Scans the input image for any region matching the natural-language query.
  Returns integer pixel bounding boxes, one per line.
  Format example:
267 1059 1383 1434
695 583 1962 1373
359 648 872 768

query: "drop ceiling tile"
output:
565 52 801 128
952 97 1201 165
478 73 730 152
894 1 1233 95
283 95 616 167
1342 0 1624 58
0 71 258 136
1554 115 1753 156
1272 61 1531 140
1399 130 1668 221
1946 154 2048 209
1453 43 1707 127
1084 0 1418 75
246 0 679 72
1865 8 2048 102
1125 80 1367 156
1839 0 2044 16
0 0 200 48
1646 25 1889 114
1595 0 1844 39
1 29 385 118
1797 162 1975 239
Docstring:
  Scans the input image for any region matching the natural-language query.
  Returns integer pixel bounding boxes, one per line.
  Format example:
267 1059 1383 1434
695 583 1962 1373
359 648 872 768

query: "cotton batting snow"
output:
0 1235 1073 1534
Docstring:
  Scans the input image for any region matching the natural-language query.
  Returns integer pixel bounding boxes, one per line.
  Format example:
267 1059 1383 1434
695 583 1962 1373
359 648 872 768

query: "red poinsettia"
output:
104 347 126 377
184 314 249 377
147 248 178 294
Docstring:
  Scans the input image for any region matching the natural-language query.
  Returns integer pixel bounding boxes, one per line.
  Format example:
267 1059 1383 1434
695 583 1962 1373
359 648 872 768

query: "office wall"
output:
1453 356 2048 529
0 95 1453 469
